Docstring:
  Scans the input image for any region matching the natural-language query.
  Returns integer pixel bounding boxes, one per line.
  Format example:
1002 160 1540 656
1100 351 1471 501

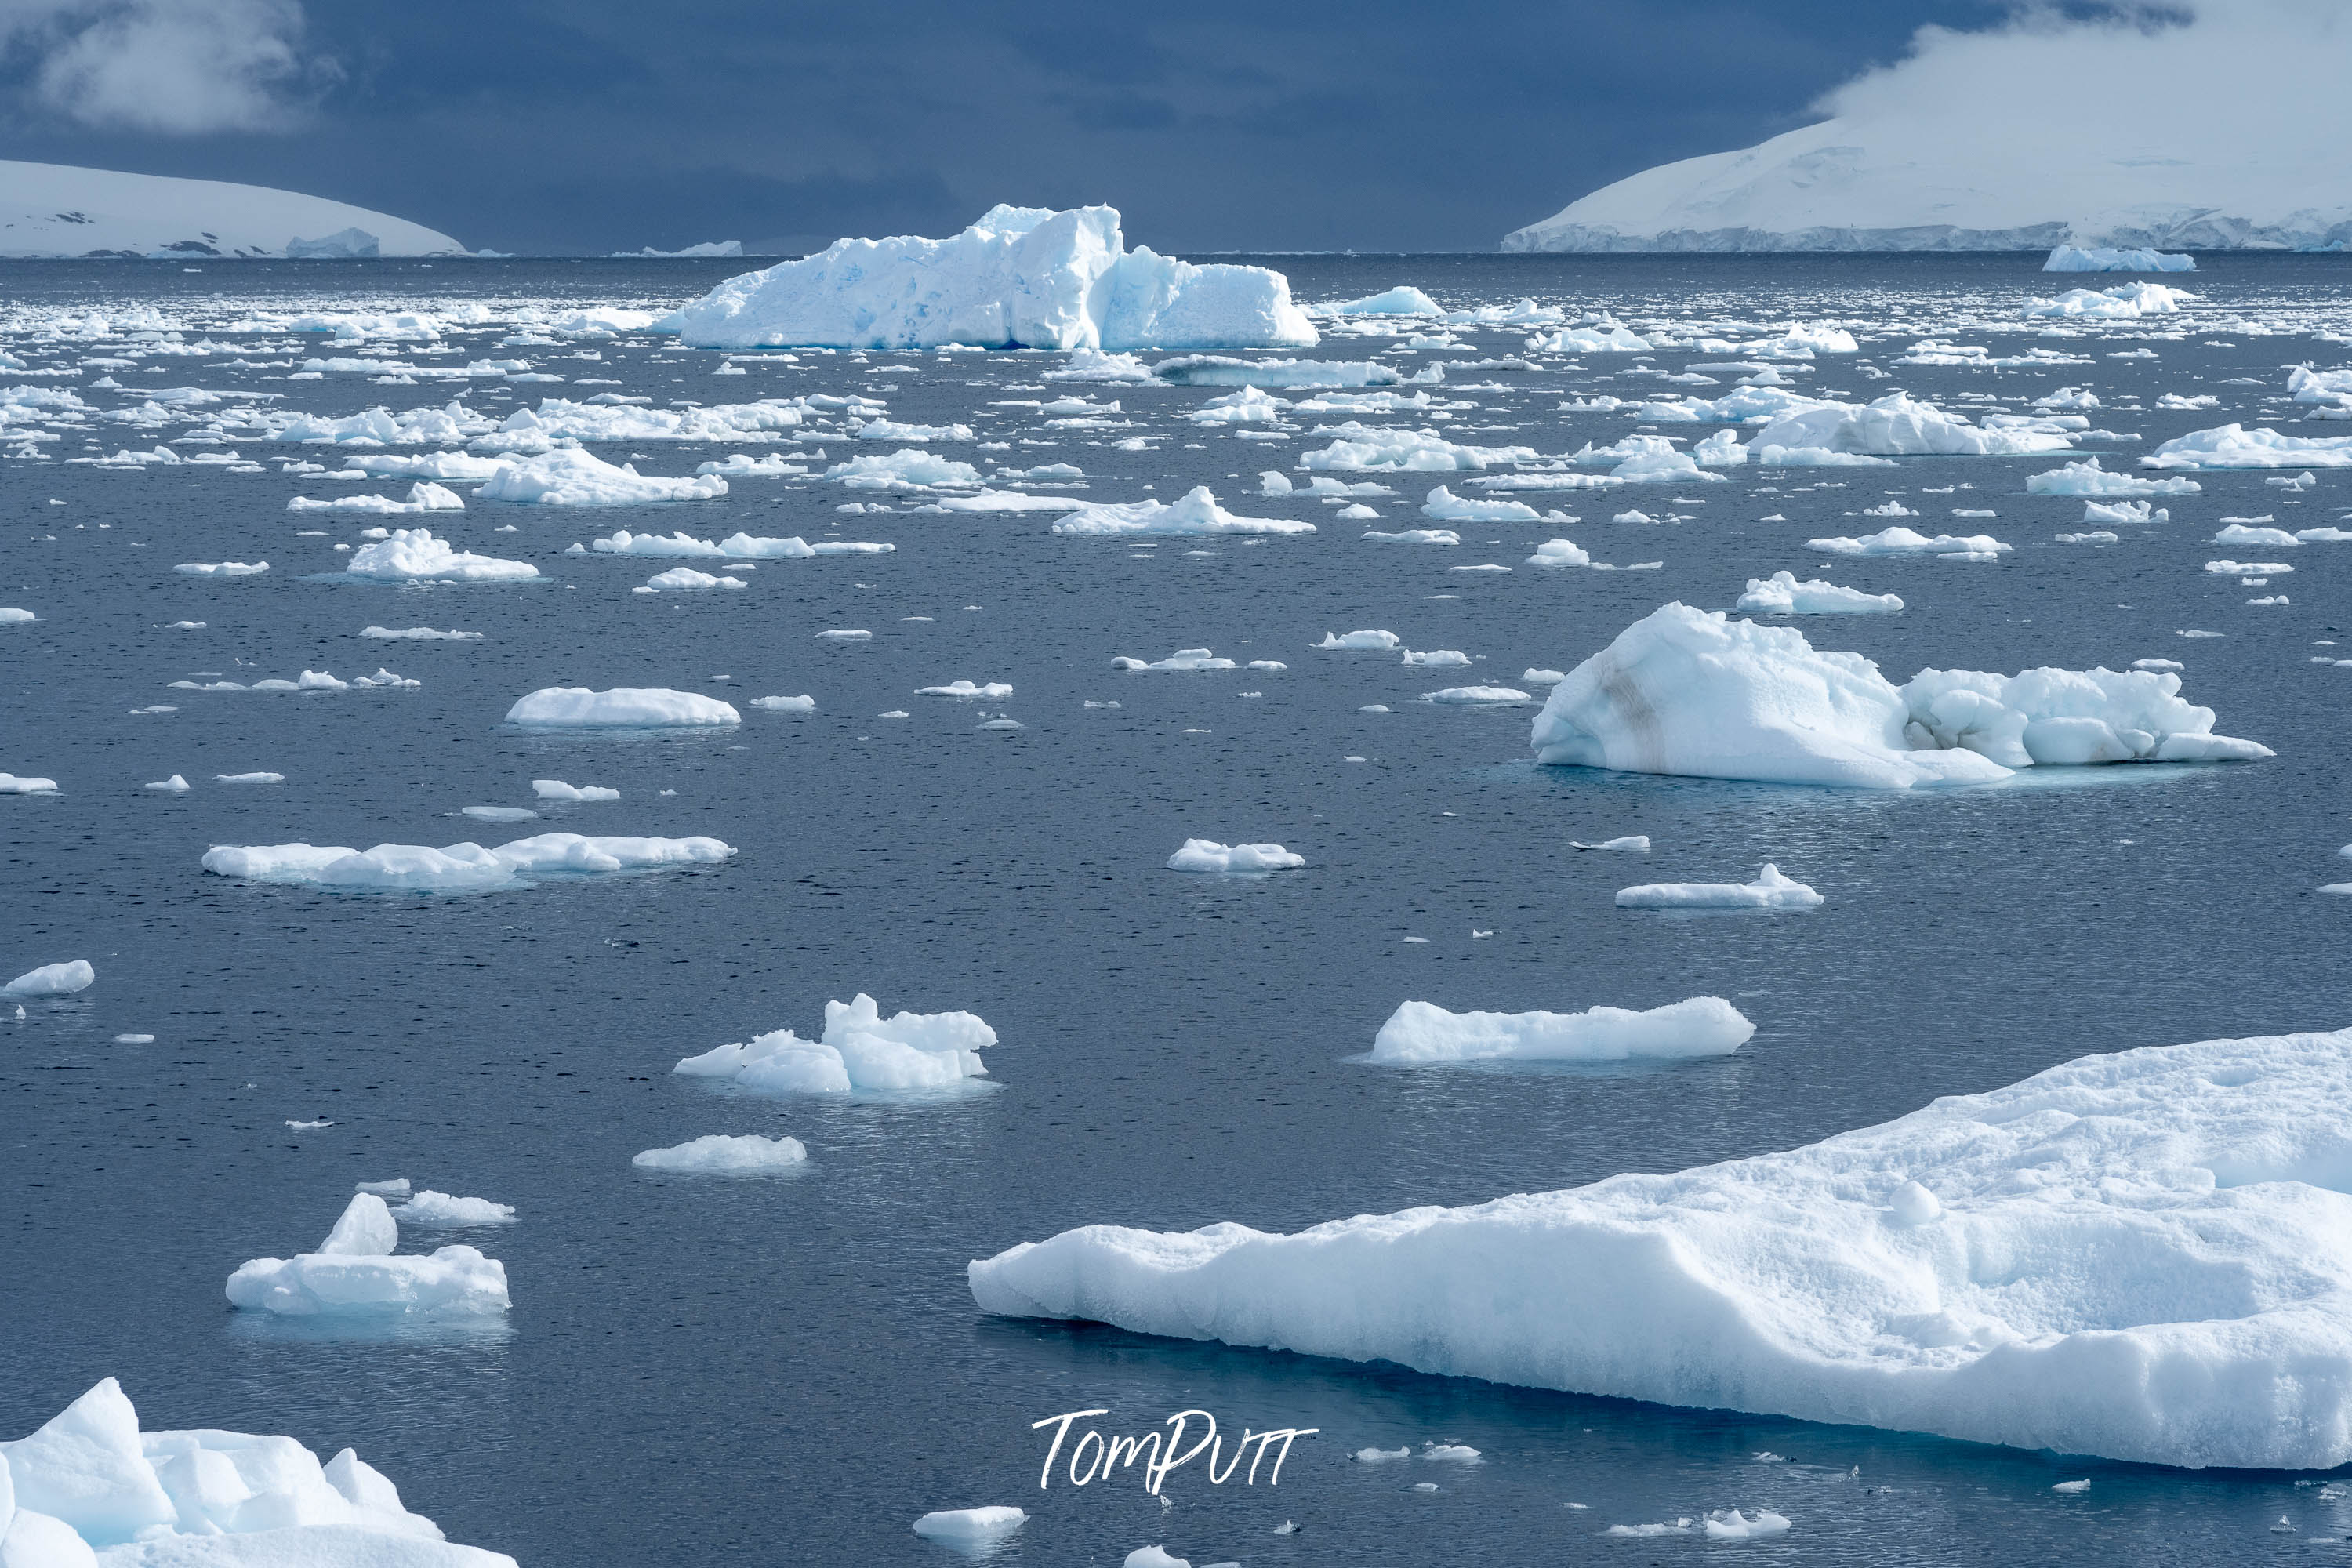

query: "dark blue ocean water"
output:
5 253 2352 1564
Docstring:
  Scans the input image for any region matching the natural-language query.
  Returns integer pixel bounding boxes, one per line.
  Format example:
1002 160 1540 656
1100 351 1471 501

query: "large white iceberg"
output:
673 994 995 1096
971 1023 2352 1471
505 688 740 728
0 1377 513 1563
1527 604 2267 790
201 834 735 891
664 205 1316 350
1367 997 1752 1065
226 1194 508 1318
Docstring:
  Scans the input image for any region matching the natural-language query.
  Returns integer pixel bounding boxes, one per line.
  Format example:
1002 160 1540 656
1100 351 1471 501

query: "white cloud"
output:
0 0 331 133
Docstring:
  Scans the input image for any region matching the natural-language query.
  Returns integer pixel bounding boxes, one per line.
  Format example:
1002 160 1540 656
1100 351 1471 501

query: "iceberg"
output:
971 1023 2352 1471
1807 527 2009 561
2026 456 2200 497
392 1192 515 1226
1323 286 1441 316
532 779 619 801
2141 425 2352 471
632 1134 808 1172
2045 245 2195 272
1754 393 2074 457
1498 6 2352 256
1616 864 1825 909
505 688 740 728
911 1506 1027 1541
1299 426 1537 472
664 205 1316 350
343 529 539 583
477 449 728 504
1367 996 1753 1064
0 1377 513 1563
4 959 93 998
1735 572 1903 615
201 833 735 892
2022 281 2195 319
1421 485 1537 523
1051 487 1312 537
1529 604 2266 790
226 1194 508 1317
635 567 744 593
672 993 995 1096
289 481 465 515
1165 840 1305 873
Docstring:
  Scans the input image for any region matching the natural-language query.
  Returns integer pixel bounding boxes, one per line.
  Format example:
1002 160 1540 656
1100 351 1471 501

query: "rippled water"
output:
5 253 2351 1565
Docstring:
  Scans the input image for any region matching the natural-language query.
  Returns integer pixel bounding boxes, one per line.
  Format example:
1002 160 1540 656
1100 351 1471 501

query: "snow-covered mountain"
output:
0 160 464 259
1504 2 2352 254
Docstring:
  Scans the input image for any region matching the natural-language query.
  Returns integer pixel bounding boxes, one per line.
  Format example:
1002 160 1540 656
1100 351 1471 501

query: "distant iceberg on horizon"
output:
1504 2 2352 254
0 158 466 258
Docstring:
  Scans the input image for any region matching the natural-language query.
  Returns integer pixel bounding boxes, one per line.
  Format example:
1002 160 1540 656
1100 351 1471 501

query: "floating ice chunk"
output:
361 626 484 641
1571 836 1650 851
1368 996 1753 1064
394 1192 515 1225
1421 1443 1481 1462
1167 840 1305 873
2045 245 2194 273
288 481 465 514
1523 669 1567 684
2027 456 2200 497
1363 528 1459 544
1124 1548 1189 1568
355 1179 412 1198
858 416 975 441
2205 560 2292 576
823 450 983 490
343 528 539 583
2055 530 2120 544
1737 572 1902 615
1617 864 1824 909
1903 666 2270 766
634 566 745 593
0 1377 180 1545
3 960 93 998
341 449 510 482
2215 524 2300 547
1755 445 1896 468
1755 393 2073 456
1325 286 1442 316
633 1134 808 1172
227 1193 508 1318
201 834 735 891
1402 649 1471 666
918 681 1012 699
1605 1519 1693 1537
506 688 740 728
0 773 60 793
1 607 34 622
750 695 815 712
1421 485 1537 523
665 205 1316 350
144 775 190 793
672 993 995 1096
1524 537 1593 567
477 448 728 504
2024 281 2195 318
695 452 811 478
1808 527 2010 561
2053 1479 2091 1494
1318 630 1401 650
1299 426 1536 472
2143 425 2352 470
1115 648 1236 671
531 779 619 801
1051 486 1312 536
1704 1508 1792 1539
911 1506 1028 1541
972 1022 2352 1470
1188 385 1287 424
1352 1446 1410 1462
172 561 267 576
2083 499 2161 524
1421 686 1531 704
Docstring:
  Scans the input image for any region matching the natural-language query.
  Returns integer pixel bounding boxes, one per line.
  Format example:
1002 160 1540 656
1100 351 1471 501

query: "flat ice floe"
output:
1367 997 1753 1064
1114 649 1236 672
635 567 744 593
2142 425 2352 471
1616 864 1824 909
1755 393 2074 457
4 959 93 997
2026 456 2200 497
343 528 539 583
1421 686 1531 704
532 779 619 801
1808 527 2010 561
1736 572 1903 615
0 1377 515 1564
1530 604 2267 789
665 204 1316 350
477 449 728 504
506 688 740 728
632 1134 808 1172
673 993 996 1096
1051 486 1312 537
2022 281 2194 319
393 1192 516 1225
227 1193 509 1318
289 481 465 514
1 773 58 793
201 834 734 892
1166 840 1304 873
1299 426 1537 472
363 626 484 641
590 528 887 558
172 561 267 577
972 1024 2352 1471
911 1506 1028 1541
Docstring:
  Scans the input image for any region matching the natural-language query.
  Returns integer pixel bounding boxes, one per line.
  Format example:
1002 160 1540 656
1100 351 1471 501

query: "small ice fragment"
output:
2053 1479 2090 1494
144 775 190 793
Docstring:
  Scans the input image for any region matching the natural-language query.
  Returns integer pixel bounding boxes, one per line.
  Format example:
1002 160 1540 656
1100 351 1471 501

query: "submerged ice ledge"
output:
972 1025 2352 1471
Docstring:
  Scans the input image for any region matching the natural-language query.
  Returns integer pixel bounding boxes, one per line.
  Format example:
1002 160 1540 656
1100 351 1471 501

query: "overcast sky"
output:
0 1 2017 254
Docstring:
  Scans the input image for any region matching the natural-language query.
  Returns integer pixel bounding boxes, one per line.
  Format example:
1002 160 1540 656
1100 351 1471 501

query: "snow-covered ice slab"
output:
4 959 93 998
1051 487 1312 537
1736 572 1903 615
632 1134 808 1172
201 834 734 892
973 1024 2352 1470
1757 394 2074 457
0 1376 514 1563
1617 864 1824 909
1367 996 1752 1064
665 204 1316 350
227 1194 509 1318
505 688 740 728
340 528 538 583
1322 286 1441 316
2027 456 2200 498
673 993 995 1096
1166 840 1304 873
1530 605 2267 789
2141 425 2352 471
477 449 728 504
2023 281 2195 318
1807 527 2010 561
